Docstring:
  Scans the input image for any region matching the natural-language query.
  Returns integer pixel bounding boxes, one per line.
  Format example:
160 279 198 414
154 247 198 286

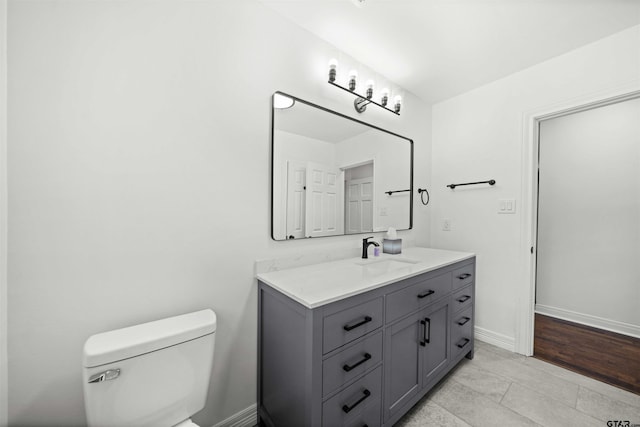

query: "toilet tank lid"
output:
83 309 216 368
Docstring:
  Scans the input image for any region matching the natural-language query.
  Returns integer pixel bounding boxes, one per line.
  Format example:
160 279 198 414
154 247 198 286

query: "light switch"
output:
498 199 516 214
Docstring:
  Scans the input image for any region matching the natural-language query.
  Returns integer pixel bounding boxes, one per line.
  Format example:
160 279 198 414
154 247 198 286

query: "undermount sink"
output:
355 257 420 275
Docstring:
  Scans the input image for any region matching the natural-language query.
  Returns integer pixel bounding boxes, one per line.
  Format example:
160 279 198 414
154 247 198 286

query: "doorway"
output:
344 162 374 234
533 96 640 394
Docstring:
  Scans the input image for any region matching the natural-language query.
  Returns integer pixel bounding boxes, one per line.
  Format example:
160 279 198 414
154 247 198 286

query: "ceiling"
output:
258 0 640 104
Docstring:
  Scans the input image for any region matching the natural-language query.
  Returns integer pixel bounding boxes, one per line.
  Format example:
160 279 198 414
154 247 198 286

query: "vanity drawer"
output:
452 263 474 290
386 272 452 324
323 297 384 354
451 306 473 358
323 331 383 397
343 401 381 427
451 284 473 314
322 366 382 427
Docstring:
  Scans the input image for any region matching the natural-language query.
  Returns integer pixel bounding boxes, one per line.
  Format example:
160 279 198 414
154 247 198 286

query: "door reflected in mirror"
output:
271 92 413 241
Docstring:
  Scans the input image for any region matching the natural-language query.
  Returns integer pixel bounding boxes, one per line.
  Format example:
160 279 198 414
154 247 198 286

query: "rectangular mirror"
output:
271 91 413 240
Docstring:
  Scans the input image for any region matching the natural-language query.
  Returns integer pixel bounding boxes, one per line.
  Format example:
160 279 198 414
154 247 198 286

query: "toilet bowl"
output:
82 309 216 427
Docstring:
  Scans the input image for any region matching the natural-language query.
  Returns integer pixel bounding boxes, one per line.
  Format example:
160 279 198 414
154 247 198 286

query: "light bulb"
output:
380 88 389 106
348 70 358 91
365 80 374 99
394 95 402 113
328 58 338 82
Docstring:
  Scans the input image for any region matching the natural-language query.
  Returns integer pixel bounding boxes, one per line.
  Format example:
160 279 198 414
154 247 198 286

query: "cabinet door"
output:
383 311 423 422
421 299 450 386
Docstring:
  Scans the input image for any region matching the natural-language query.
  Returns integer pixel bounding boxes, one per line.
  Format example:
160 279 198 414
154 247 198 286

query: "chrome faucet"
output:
362 237 380 259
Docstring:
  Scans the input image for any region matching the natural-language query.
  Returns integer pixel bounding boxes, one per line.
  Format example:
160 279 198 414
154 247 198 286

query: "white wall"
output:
338 130 412 231
6 1 431 426
431 25 640 351
0 0 7 425
536 98 640 334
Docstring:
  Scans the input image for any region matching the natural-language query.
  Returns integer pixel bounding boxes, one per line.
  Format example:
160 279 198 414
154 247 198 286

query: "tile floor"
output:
395 341 640 427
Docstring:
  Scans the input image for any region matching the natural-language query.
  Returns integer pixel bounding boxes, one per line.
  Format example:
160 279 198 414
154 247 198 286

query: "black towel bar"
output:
447 180 496 189
385 189 410 195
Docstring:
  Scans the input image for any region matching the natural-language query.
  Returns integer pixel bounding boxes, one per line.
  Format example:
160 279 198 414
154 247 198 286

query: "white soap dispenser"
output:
382 227 402 254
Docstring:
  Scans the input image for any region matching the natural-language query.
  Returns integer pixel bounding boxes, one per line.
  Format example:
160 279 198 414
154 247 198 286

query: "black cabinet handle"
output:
417 289 435 299
425 317 431 344
343 316 372 332
343 353 372 372
419 317 431 347
457 273 472 280
342 389 371 413
457 317 471 326
456 295 471 303
456 338 470 348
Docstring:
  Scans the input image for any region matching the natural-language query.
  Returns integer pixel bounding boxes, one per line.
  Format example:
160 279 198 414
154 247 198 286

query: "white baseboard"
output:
474 326 515 352
535 304 640 339
211 404 257 427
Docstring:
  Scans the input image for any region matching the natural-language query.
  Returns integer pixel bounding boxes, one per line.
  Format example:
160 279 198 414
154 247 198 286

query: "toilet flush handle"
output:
88 368 120 383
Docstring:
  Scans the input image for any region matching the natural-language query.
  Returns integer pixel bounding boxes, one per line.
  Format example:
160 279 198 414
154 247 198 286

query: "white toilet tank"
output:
82 309 216 427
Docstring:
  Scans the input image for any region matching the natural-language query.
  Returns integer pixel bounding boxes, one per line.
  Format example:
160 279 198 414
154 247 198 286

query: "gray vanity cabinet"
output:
421 298 450 385
383 297 450 422
384 310 422 420
258 257 475 427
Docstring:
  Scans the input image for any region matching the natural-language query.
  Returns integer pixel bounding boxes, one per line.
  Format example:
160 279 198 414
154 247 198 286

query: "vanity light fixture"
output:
365 80 374 99
380 88 389 107
394 95 402 114
348 70 358 91
326 59 401 116
328 58 338 83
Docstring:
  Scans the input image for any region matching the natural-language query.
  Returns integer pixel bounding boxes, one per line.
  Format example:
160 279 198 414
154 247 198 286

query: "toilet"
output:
82 309 216 427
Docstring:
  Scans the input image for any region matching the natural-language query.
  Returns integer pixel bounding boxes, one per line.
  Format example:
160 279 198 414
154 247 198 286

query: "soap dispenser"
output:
382 227 402 254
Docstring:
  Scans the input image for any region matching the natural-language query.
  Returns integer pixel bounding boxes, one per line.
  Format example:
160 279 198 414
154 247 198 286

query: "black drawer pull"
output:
343 353 372 372
457 273 472 280
342 389 371 413
457 317 471 326
417 289 435 299
456 338 470 348
456 295 471 303
343 316 372 332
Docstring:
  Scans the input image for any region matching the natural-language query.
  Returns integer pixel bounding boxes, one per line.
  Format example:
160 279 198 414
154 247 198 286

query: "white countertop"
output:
256 247 475 308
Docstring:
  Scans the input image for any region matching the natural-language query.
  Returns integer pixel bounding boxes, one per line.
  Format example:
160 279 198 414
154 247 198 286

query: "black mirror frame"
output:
270 91 413 241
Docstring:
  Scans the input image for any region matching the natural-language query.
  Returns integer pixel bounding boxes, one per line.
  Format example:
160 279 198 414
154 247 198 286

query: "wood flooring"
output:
534 313 640 395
